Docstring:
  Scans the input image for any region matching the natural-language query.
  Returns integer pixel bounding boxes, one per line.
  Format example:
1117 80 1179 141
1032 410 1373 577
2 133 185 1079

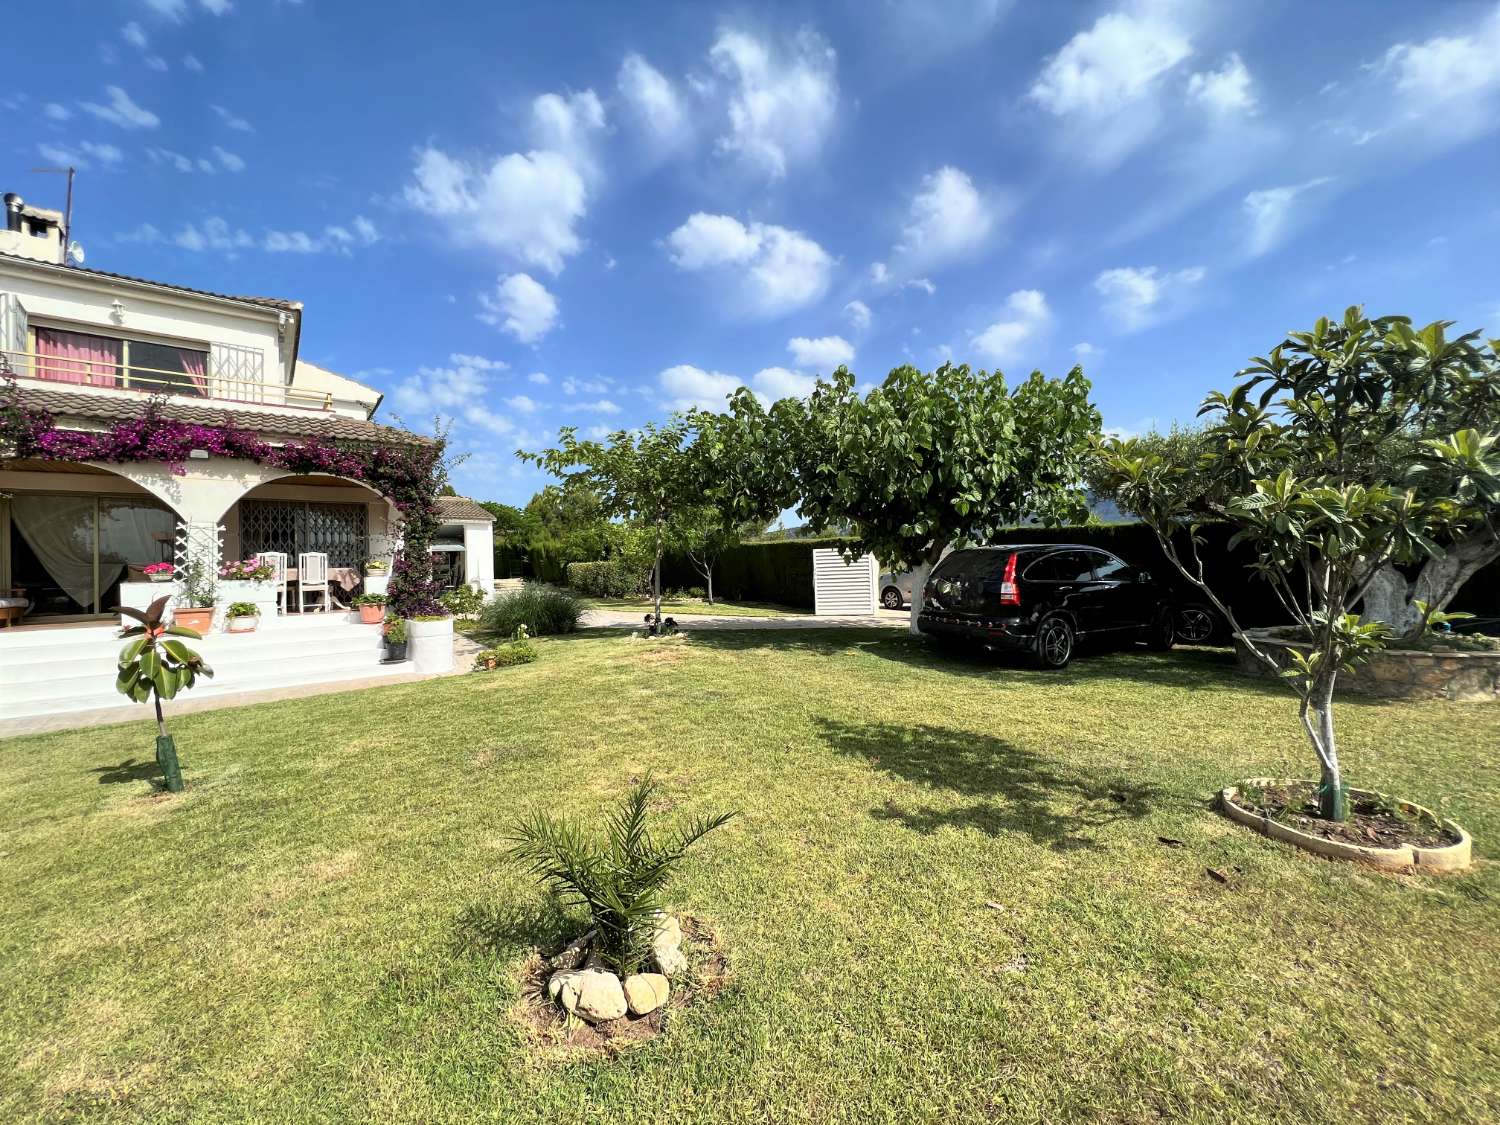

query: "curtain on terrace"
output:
34 328 121 388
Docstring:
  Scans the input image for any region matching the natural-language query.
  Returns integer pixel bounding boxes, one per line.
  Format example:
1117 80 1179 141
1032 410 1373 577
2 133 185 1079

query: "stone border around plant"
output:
1219 778 1473 872
1233 630 1500 702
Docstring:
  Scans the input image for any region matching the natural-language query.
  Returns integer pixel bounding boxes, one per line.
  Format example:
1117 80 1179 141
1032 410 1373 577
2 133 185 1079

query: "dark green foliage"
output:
439 585 486 617
478 583 583 637
504 776 735 973
566 558 650 598
473 641 538 670
113 595 214 789
657 536 860 610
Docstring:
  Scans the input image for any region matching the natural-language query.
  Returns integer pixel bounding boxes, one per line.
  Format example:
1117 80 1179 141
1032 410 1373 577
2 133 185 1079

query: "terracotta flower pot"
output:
172 607 214 634
358 604 387 624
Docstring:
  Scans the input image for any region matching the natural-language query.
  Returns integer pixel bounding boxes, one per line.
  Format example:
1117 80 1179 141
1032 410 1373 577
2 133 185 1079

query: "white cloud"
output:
42 103 73 122
392 356 492 415
173 217 254 254
660 364 741 412
905 277 937 295
145 55 169 72
970 289 1050 365
752 366 817 400
528 371 550 385
146 147 196 172
893 166 998 271
843 299 872 333
80 86 160 130
562 377 612 396
142 0 189 18
182 53 204 72
618 53 689 152
1028 9 1192 116
1378 12 1500 105
1073 341 1104 359
577 399 621 414
529 88 607 182
1094 265 1204 329
477 272 559 344
448 353 508 371
709 28 838 177
788 335 854 371
1188 53 1256 114
1242 177 1333 257
505 394 539 414
211 104 254 132
665 213 832 317
38 141 124 170
199 0 233 15
212 145 244 172
869 261 890 285
122 22 149 49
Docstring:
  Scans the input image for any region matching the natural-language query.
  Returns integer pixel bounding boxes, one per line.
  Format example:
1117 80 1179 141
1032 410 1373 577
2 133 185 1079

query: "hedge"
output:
566 559 649 598
658 537 858 610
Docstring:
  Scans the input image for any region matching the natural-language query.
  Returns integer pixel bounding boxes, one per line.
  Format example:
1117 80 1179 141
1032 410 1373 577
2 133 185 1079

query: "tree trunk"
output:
1361 531 1499 643
907 557 935 636
652 541 663 627
706 566 714 605
1299 670 1346 820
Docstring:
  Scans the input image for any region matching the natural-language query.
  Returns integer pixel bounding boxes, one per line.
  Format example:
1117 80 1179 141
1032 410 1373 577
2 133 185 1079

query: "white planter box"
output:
406 616 454 674
363 572 390 598
118 579 278 630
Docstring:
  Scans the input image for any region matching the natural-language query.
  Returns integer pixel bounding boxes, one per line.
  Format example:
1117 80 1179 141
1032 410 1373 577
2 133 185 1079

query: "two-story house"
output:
0 190 492 728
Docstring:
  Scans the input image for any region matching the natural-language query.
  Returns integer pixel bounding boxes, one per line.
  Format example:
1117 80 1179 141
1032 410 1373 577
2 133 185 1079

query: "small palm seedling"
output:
505 775 734 973
115 594 214 792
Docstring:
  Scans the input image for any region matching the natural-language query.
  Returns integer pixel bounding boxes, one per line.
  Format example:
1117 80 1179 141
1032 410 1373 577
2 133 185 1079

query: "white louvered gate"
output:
812 548 877 616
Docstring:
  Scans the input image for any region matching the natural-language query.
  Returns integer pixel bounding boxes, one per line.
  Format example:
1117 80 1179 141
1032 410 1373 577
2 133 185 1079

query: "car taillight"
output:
998 551 1020 606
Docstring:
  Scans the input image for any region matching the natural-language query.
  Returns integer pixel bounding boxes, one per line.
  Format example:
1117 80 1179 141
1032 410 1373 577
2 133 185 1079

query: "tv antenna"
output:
28 165 77 265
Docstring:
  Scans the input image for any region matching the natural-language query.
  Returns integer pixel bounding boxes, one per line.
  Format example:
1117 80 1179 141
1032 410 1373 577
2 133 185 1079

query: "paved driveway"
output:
581 608 909 631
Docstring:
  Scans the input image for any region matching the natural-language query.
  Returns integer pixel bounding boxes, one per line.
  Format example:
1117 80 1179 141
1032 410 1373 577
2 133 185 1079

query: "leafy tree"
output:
113 594 214 792
1095 309 1494 820
744 362 1101 631
521 484 619 582
521 420 698 626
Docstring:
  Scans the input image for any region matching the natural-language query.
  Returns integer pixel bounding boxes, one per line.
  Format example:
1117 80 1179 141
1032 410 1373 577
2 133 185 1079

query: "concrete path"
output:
581 608 910 631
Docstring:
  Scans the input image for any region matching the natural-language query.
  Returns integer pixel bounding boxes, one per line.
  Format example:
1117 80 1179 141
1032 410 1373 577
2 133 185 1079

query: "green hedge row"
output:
659 537 858 610
565 559 649 598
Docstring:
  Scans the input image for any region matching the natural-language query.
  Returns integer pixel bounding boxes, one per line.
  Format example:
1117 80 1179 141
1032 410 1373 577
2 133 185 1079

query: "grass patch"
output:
2 632 1497 1122
585 597 802 618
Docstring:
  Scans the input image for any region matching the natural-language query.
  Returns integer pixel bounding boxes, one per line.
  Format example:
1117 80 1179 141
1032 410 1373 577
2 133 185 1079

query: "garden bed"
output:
1234 628 1500 701
1220 778 1471 871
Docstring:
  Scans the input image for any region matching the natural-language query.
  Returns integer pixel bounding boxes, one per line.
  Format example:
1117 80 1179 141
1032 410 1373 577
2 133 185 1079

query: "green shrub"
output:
440 584 486 616
505 775 735 973
478 583 583 637
473 640 537 670
566 559 649 598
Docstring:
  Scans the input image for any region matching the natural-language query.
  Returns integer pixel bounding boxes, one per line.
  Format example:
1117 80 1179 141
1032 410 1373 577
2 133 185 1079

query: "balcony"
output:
3 347 332 412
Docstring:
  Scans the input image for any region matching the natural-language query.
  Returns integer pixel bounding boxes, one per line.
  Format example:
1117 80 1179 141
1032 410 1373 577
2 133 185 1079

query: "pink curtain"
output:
182 347 208 395
35 328 121 388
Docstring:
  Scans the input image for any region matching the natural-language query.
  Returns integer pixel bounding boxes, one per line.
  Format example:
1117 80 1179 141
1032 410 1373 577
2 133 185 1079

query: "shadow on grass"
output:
452 894 574 958
88 758 163 786
816 717 1166 851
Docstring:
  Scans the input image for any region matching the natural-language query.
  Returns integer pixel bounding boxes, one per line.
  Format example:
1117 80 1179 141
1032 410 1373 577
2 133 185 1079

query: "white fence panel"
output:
812 548 877 616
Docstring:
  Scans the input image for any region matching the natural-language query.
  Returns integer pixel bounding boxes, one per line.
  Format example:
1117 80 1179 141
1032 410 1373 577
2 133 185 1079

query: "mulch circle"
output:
513 915 729 1054
1227 781 1461 850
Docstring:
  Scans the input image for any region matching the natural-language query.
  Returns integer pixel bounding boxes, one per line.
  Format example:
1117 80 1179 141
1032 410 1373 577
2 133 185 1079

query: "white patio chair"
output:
297 552 330 614
257 551 288 614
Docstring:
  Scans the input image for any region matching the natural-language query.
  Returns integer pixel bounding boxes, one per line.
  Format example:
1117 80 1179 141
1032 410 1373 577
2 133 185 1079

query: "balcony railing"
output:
1 349 332 411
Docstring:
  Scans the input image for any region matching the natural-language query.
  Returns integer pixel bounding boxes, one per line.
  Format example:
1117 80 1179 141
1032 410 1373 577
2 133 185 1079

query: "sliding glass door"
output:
0 492 176 619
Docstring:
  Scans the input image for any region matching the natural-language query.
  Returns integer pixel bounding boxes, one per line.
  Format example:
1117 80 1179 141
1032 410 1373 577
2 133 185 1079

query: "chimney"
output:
0 191 66 265
3 193 22 233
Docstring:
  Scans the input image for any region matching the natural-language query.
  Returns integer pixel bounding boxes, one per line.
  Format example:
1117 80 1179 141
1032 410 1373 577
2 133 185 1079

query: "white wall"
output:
460 521 495 589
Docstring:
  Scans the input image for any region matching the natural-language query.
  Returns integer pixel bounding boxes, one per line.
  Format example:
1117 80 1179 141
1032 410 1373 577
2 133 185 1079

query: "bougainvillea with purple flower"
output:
0 375 448 617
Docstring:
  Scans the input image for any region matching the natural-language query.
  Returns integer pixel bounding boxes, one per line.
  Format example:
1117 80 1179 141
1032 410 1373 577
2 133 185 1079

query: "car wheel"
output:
1146 607 1176 651
880 586 904 610
1176 604 1217 644
1034 615 1075 669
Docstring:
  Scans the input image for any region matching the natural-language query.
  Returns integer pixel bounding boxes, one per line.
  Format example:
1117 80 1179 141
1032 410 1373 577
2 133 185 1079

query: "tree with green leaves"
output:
1095 308 1494 821
738 362 1101 632
520 420 698 627
114 594 214 792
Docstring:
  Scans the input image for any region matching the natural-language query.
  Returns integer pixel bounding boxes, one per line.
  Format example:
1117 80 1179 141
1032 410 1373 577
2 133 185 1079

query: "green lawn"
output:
3 631 1498 1123
583 596 802 617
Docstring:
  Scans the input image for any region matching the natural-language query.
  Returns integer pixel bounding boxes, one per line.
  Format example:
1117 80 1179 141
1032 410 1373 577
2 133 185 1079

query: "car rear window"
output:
931 549 1008 583
1025 550 1095 582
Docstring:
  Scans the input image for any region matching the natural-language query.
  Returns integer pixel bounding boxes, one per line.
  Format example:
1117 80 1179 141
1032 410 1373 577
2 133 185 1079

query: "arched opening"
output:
0 459 184 622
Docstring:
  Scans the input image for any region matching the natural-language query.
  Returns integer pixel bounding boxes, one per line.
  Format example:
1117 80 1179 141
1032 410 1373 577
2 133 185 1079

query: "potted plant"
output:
143 562 175 583
353 592 387 625
218 558 274 582
225 601 260 633
382 617 408 662
172 556 217 634
364 558 389 575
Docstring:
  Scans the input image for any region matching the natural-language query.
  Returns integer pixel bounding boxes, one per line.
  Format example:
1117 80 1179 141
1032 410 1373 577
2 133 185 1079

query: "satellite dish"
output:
67 241 85 265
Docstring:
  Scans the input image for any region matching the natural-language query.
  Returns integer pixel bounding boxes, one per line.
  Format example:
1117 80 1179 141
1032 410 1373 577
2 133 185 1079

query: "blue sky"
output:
6 0 1500 505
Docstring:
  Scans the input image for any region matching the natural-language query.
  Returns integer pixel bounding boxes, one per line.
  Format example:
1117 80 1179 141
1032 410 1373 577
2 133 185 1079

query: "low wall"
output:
1234 630 1500 702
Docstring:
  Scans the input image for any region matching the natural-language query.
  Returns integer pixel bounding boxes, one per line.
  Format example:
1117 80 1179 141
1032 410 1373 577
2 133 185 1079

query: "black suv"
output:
917 543 1176 668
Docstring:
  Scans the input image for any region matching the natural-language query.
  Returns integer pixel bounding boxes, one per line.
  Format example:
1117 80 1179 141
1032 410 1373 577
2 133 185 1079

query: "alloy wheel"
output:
1038 618 1073 668
1177 606 1215 644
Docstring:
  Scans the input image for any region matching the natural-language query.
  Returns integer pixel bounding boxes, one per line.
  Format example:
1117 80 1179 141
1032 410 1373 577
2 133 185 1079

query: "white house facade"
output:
0 191 493 727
